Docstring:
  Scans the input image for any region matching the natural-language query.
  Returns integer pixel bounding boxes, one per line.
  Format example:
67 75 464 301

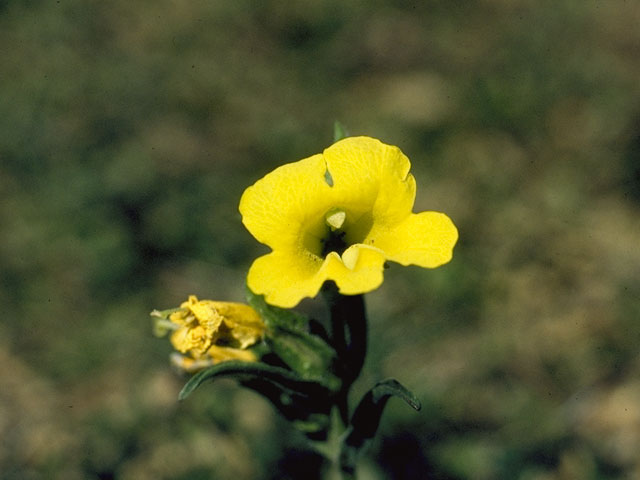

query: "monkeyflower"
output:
239 136 458 308
152 295 265 373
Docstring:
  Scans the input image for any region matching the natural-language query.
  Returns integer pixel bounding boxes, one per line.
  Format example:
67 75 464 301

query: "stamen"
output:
325 208 346 230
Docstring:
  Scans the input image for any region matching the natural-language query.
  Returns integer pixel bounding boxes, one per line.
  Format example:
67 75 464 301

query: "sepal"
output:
150 308 181 337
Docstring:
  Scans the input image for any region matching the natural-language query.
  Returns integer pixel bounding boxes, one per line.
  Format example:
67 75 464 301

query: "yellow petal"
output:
207 345 258 363
170 353 212 373
214 303 265 349
239 153 332 250
189 302 223 335
170 325 211 355
169 326 191 353
169 347 257 373
323 244 386 295
246 250 326 308
323 137 416 233
211 302 264 329
187 300 217 323
247 244 387 307
373 211 458 268
168 308 190 327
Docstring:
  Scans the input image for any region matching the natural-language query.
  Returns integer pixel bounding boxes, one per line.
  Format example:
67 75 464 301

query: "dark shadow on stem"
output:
321 281 367 425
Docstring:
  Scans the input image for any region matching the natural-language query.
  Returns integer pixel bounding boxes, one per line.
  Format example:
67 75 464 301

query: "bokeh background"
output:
1 1 639 478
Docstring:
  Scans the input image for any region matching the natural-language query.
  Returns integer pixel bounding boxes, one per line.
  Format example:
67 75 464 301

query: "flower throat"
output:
321 228 348 257
321 208 349 257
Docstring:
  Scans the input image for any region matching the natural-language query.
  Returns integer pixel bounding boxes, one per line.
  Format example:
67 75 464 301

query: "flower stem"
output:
322 283 367 426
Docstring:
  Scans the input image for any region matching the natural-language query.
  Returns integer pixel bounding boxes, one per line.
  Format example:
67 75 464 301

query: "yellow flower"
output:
170 347 259 373
239 136 458 308
166 295 265 370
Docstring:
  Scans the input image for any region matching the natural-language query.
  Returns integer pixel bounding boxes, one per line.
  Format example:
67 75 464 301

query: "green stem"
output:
322 283 367 426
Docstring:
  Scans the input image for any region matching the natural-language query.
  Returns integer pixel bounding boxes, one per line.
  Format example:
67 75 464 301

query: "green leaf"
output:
247 286 340 389
339 379 421 476
179 360 335 439
333 121 349 142
179 360 331 401
266 328 340 390
242 375 333 440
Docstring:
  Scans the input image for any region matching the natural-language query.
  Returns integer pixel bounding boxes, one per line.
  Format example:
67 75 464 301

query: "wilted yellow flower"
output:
240 136 458 308
170 346 258 373
156 295 265 371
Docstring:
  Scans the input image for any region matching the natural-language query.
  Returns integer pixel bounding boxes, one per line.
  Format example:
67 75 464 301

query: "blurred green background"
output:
1 0 639 478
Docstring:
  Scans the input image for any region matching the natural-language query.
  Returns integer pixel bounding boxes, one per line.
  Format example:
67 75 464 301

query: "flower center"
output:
303 208 374 261
321 208 348 257
321 229 348 257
